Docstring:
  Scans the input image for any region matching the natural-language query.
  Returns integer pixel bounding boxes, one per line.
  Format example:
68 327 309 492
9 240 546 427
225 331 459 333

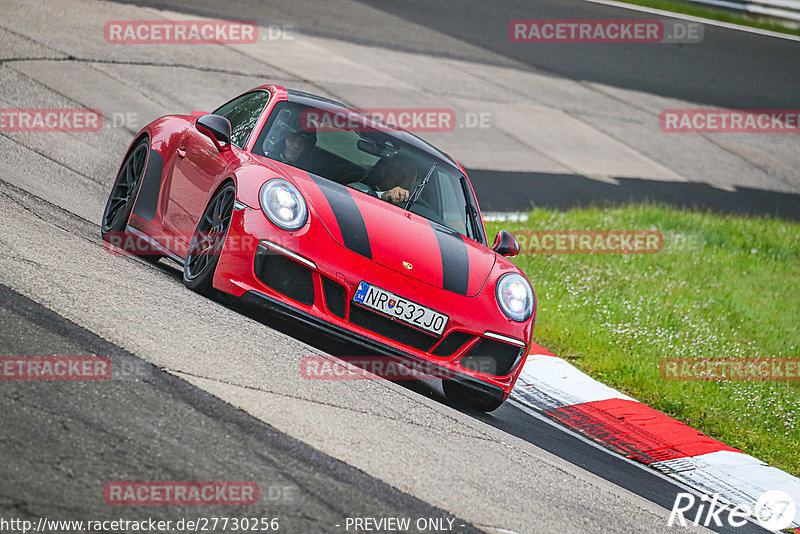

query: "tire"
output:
183 182 236 295
442 379 504 412
101 138 162 264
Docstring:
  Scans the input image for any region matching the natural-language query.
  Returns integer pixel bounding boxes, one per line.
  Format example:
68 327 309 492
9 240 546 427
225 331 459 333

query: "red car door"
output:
164 130 236 246
164 90 273 247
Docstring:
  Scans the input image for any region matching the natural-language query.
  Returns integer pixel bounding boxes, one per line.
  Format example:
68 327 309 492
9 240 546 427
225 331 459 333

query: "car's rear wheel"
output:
183 182 236 295
101 138 162 263
442 379 504 412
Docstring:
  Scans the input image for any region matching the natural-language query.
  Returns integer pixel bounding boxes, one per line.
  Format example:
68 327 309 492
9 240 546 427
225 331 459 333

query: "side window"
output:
438 170 469 235
213 91 271 148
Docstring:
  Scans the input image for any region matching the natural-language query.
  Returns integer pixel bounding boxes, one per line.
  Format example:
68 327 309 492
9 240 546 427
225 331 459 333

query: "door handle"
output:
176 148 187 158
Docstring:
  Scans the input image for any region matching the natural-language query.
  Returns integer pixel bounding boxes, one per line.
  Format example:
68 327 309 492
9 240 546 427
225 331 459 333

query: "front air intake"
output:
431 331 474 357
460 338 523 377
349 305 439 352
322 276 347 319
254 245 315 306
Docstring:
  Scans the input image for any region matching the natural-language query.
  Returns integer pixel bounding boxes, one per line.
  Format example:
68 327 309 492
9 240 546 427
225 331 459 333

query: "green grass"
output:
614 0 800 36
487 205 800 475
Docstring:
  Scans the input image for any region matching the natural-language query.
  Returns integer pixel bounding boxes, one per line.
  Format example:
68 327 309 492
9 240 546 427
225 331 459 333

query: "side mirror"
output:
196 114 232 151
491 230 520 257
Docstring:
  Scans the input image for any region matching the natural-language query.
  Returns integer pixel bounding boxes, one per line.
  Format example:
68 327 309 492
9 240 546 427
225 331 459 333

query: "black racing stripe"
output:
310 175 372 259
132 149 163 221
430 222 469 295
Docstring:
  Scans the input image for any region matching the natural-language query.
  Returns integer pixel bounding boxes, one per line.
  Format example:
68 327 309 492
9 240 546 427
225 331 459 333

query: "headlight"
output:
495 273 534 322
259 179 308 231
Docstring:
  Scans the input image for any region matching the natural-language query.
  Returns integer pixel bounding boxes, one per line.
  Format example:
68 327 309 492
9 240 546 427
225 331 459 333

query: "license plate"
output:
353 281 448 335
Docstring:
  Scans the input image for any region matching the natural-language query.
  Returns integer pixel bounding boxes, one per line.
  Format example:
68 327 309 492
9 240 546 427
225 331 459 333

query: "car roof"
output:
285 89 460 171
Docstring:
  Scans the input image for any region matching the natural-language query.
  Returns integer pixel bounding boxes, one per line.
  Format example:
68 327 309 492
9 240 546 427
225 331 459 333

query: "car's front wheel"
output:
442 379 504 412
183 182 236 295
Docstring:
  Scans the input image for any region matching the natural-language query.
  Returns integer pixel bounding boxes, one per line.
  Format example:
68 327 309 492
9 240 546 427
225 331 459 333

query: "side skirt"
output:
125 225 185 265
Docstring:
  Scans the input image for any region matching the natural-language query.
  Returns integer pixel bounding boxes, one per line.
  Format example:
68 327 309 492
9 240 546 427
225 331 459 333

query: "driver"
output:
272 129 315 165
371 157 418 205
263 106 317 167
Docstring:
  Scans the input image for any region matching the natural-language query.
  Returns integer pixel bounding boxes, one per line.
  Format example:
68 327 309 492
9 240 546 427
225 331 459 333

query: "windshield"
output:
252 101 482 243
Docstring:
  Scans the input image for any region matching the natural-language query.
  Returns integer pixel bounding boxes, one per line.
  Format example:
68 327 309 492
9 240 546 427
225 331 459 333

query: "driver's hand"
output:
381 186 410 204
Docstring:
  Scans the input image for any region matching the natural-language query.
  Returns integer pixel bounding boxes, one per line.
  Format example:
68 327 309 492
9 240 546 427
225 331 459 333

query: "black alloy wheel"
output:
183 182 236 294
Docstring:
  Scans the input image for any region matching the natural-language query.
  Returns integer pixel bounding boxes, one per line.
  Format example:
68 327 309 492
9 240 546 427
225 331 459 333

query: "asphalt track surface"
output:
0 0 793 533
351 0 800 111
0 284 481 533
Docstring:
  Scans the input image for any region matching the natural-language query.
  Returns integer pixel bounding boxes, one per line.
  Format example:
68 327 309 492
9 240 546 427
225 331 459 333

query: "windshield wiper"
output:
458 174 482 243
404 163 436 211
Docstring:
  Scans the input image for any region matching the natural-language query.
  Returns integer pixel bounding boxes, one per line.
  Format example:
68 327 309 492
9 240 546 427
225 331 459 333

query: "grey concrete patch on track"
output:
0 134 106 223
0 26 65 62
111 0 519 69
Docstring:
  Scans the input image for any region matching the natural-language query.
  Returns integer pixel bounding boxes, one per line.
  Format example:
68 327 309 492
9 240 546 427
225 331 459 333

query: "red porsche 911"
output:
101 85 536 411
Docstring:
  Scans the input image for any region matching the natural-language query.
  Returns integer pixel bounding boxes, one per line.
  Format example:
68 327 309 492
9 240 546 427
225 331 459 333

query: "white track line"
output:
582 0 800 42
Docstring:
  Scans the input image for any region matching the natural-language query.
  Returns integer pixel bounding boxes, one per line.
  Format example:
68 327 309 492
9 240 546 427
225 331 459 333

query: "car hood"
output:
290 170 496 297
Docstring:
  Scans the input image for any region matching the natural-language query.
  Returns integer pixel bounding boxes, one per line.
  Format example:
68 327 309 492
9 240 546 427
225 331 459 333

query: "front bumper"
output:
239 289 506 403
212 206 532 401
